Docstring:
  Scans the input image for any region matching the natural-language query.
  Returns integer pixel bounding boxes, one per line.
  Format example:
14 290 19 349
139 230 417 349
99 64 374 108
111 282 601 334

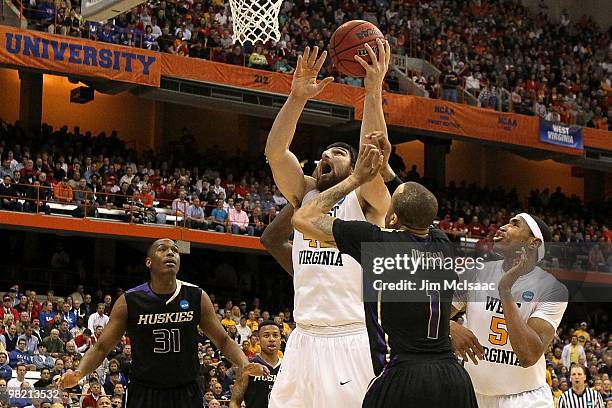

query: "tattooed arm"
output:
292 143 383 245
229 372 248 408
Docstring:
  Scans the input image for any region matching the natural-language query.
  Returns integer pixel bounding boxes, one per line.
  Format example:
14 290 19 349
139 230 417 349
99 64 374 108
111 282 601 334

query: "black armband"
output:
384 175 403 194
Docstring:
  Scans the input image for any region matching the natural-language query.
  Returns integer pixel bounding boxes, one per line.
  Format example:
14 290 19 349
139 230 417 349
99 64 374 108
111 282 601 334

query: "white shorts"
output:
476 386 554 408
269 324 375 408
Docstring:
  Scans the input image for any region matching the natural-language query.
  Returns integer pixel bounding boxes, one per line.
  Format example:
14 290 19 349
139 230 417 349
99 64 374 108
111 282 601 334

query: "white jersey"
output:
292 189 366 326
453 260 568 396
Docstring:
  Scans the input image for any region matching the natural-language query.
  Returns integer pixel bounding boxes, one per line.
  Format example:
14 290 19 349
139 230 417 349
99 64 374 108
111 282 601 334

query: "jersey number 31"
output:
153 328 181 353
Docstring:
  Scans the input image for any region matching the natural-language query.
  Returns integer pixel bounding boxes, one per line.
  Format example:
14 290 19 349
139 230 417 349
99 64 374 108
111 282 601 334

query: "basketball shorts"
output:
269 323 375 408
363 352 478 408
126 380 203 408
476 386 553 408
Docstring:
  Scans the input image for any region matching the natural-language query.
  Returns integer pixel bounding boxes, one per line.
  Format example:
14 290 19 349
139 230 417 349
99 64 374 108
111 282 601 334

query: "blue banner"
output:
539 119 583 150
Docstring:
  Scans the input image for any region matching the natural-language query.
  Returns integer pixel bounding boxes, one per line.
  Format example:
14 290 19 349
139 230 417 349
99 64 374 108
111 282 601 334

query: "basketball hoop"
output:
229 0 282 45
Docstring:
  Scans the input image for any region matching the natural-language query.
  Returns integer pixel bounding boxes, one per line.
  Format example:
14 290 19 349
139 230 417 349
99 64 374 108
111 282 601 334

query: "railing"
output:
0 182 270 233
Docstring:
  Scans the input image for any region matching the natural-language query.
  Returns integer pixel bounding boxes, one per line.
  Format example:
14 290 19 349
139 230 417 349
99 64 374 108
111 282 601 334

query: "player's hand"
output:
354 38 391 93
450 321 484 365
364 131 394 182
498 245 537 293
239 362 270 378
57 369 83 389
352 141 383 184
290 46 334 101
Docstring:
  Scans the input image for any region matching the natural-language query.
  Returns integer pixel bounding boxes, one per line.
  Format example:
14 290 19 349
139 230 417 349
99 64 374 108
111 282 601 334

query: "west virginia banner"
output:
0 26 160 86
539 119 584 150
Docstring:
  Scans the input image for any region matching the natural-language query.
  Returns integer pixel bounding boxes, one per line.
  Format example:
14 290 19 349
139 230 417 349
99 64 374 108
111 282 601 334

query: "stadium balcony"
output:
0 182 265 251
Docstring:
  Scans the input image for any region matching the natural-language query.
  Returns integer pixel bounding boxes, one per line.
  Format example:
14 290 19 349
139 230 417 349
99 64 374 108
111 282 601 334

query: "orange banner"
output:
163 54 609 153
393 96 584 154
0 26 161 86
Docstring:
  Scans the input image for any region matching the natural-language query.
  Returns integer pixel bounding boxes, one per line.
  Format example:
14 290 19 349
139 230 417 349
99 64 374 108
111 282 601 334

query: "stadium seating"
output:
10 0 612 128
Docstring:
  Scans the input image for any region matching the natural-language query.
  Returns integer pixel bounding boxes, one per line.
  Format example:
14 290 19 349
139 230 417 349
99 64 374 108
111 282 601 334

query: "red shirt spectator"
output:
438 214 452 231
0 296 19 322
467 216 485 237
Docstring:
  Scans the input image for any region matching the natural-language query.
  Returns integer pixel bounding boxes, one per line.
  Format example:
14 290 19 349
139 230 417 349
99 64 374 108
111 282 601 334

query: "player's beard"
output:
316 172 345 192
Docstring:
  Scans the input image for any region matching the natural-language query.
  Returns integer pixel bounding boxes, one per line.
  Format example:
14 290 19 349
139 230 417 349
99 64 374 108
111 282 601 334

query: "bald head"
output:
390 182 438 229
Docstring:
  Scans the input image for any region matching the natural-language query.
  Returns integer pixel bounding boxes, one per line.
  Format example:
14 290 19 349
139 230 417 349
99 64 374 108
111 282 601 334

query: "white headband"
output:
518 213 545 262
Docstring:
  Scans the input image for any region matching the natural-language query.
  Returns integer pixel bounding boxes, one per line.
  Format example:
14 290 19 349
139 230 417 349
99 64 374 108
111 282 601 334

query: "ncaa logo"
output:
179 299 190 310
522 291 534 302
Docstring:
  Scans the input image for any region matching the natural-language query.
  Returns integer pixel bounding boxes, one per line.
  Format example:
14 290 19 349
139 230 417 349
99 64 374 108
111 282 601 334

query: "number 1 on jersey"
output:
427 289 440 339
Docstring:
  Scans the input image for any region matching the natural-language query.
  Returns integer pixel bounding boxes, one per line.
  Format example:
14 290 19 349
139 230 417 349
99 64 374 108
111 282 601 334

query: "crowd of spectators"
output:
0 283 296 407
407 0 611 128
15 0 611 127
541 307 612 407
2 120 612 270
0 282 609 407
0 121 289 237
428 177 612 272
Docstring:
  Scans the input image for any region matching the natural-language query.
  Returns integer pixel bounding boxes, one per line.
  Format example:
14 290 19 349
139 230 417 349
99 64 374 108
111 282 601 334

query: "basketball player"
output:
450 213 568 407
265 39 392 407
292 141 478 407
58 238 268 408
229 321 282 408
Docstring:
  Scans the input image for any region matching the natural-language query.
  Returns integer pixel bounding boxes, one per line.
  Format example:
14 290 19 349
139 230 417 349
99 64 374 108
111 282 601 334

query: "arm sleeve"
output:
332 219 381 264
530 280 568 331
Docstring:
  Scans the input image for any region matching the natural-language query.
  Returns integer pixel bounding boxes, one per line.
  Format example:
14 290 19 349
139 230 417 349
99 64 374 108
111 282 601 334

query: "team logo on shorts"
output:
522 291 534 302
179 299 190 310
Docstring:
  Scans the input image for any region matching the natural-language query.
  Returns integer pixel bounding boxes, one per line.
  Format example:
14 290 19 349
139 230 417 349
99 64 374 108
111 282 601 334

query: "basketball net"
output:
229 0 282 45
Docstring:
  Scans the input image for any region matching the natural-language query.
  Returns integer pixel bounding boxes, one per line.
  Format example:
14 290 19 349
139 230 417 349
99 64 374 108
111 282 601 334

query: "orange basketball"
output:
329 20 385 77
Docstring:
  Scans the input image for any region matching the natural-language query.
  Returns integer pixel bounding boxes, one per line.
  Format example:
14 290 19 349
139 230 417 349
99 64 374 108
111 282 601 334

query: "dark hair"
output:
324 142 357 166
258 319 281 332
83 328 92 335
393 182 438 228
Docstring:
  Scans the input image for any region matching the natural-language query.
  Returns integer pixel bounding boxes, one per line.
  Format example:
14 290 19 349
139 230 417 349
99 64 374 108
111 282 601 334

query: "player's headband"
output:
517 213 545 262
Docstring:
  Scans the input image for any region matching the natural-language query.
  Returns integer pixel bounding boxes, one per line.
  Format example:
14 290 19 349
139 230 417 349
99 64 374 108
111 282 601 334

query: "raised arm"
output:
293 144 383 244
265 46 334 207
354 39 392 226
260 205 294 276
498 249 562 368
59 295 128 388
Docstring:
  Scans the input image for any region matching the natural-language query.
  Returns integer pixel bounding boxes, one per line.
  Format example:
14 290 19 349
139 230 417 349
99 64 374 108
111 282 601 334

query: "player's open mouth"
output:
493 231 505 242
321 163 333 176
164 259 176 266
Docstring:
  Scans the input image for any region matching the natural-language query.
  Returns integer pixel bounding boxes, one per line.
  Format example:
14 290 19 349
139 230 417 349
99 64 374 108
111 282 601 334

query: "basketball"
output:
329 20 385 77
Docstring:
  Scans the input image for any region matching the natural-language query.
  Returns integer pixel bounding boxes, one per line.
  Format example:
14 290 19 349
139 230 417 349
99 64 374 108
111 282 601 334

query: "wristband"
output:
384 175 403 194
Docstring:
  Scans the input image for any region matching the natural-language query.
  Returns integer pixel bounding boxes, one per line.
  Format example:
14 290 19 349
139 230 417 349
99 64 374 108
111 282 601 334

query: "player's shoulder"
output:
530 266 568 299
178 280 203 296
126 282 151 295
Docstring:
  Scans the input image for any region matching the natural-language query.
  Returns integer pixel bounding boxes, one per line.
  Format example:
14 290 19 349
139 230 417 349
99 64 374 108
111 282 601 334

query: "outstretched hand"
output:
239 362 270 378
352 141 383 184
290 46 334 101
354 38 391 92
57 369 83 389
